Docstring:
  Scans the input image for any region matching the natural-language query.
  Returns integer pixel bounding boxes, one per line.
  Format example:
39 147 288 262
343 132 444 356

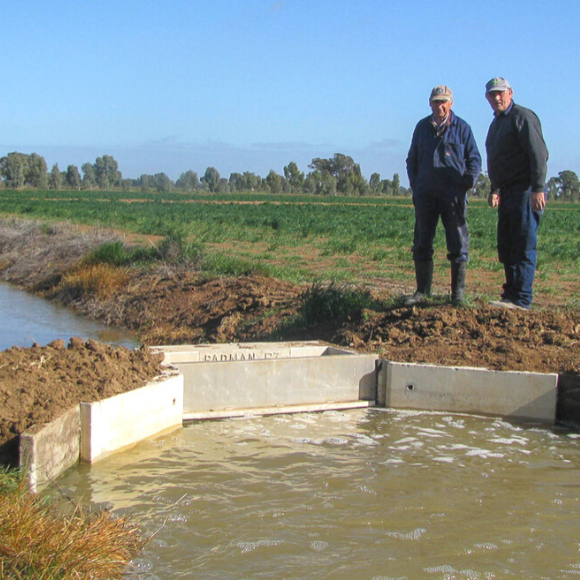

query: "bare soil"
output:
0 339 165 465
1 218 580 465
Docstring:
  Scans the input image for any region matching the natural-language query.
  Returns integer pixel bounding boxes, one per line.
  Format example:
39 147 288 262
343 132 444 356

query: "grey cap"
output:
486 77 511 93
430 85 453 102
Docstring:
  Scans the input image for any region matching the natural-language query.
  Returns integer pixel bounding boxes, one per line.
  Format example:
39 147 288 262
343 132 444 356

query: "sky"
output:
1 0 579 186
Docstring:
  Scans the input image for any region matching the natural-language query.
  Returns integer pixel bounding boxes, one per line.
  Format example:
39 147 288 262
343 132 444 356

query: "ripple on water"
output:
53 409 580 580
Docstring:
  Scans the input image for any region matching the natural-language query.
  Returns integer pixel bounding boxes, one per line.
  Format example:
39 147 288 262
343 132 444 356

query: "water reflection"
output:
0 281 138 350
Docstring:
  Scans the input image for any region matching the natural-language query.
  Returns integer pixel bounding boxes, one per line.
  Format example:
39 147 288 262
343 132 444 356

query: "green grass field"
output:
0 189 578 304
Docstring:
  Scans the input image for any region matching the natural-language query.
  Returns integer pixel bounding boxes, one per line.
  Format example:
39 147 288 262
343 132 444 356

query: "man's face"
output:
430 98 452 123
486 88 513 114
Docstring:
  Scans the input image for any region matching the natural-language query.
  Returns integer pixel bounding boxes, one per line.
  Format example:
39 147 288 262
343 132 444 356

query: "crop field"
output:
0 189 579 304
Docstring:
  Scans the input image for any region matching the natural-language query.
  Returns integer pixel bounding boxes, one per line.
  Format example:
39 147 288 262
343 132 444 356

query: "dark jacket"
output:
485 102 548 193
406 112 481 196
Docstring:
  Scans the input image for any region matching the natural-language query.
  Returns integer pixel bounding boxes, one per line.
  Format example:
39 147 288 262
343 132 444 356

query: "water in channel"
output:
54 408 580 580
0 281 138 350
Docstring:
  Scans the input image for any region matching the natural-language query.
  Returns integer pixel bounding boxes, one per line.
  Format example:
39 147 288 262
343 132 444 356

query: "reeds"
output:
59 263 130 301
0 471 142 579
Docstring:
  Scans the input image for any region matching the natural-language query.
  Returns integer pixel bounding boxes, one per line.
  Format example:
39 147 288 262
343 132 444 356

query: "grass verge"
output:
0 468 142 580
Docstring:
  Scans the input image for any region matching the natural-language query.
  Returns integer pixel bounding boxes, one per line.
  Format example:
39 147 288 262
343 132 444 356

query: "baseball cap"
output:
429 85 453 102
486 77 511 93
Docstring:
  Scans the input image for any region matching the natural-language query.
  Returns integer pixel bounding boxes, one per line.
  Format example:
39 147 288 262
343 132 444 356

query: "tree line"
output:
1 150 579 201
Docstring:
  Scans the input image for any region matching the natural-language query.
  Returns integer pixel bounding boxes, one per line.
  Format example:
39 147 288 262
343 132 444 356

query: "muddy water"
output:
55 409 580 580
0 281 137 350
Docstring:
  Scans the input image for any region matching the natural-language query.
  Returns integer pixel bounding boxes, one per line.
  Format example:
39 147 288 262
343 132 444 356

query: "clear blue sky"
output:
1 0 578 186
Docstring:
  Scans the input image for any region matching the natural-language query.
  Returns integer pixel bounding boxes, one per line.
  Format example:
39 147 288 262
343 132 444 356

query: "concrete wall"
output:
156 343 564 423
80 373 183 463
177 354 377 418
378 361 558 423
20 373 183 491
20 406 80 493
156 341 377 420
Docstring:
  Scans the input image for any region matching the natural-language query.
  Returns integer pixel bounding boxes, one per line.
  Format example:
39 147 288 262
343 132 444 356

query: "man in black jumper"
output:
485 77 548 310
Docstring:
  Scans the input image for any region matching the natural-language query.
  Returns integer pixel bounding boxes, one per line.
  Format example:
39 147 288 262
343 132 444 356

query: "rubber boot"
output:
404 260 433 306
451 261 467 306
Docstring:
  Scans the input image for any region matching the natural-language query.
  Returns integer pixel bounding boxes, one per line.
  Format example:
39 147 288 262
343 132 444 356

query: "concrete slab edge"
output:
183 400 375 421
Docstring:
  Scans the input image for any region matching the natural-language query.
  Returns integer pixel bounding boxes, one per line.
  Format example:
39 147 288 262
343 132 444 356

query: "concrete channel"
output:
19 340 580 492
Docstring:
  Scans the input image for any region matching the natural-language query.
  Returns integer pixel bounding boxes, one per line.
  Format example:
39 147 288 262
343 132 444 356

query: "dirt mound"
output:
341 305 580 373
107 270 302 345
0 339 165 465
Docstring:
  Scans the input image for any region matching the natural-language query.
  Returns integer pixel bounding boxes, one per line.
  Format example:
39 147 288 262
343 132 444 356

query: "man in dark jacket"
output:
405 85 481 306
485 77 548 310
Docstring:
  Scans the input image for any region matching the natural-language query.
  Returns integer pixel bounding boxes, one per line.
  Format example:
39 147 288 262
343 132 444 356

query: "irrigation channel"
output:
0 281 137 350
53 408 580 580
5 281 580 578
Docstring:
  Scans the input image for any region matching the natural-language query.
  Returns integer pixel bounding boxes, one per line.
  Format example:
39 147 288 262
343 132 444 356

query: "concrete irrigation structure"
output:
19 341 580 492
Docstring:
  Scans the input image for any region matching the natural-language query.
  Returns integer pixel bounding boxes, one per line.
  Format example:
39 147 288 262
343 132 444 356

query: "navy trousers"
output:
497 187 542 309
412 190 469 264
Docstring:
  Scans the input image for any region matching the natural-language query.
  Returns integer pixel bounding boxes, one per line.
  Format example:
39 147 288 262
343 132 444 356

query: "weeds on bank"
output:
84 240 158 267
58 229 204 302
84 229 203 268
59 263 130 301
202 253 268 277
84 232 307 284
0 469 142 580
155 227 204 265
300 283 383 325
274 283 382 340
0 467 21 495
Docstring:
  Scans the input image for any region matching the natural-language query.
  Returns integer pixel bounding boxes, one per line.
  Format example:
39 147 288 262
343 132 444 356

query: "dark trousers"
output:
497 187 542 308
412 191 469 264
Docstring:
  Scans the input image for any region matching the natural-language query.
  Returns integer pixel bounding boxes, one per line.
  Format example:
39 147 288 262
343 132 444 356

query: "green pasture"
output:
0 190 578 301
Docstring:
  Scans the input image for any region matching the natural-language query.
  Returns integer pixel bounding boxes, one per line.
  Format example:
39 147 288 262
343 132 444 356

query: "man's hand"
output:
488 191 500 208
531 190 546 212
